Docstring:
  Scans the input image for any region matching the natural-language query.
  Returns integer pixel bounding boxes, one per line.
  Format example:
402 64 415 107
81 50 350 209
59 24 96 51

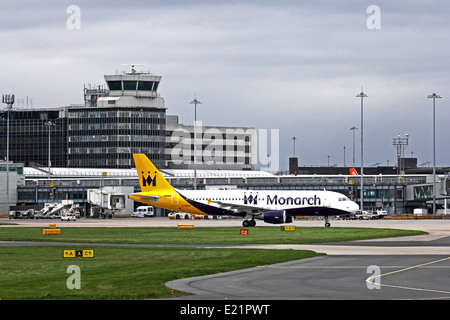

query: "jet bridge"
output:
87 188 126 218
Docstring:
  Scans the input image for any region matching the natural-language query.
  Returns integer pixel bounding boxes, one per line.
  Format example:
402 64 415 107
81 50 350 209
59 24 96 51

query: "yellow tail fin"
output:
133 154 174 192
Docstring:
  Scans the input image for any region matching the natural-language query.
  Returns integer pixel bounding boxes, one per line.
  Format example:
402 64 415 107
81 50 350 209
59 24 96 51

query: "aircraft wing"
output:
206 198 263 215
129 193 160 202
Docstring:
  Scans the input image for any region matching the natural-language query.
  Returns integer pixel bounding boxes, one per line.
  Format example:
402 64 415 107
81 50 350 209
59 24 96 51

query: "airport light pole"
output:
427 93 442 216
189 95 202 190
2 94 14 216
356 90 368 211
45 121 56 180
350 127 358 169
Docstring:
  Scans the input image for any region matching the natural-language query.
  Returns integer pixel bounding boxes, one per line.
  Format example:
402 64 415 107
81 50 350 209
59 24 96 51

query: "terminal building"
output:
2 139 449 217
0 68 448 216
5 161 449 217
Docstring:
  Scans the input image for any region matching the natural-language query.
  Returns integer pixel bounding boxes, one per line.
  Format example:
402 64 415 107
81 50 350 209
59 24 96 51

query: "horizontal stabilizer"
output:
129 194 160 202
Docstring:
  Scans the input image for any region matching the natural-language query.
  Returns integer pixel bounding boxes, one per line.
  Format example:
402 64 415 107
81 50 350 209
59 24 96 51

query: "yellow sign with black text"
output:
281 226 296 231
63 249 95 258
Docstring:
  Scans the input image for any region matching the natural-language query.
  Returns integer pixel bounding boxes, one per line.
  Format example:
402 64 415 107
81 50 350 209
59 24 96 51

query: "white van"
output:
132 206 154 218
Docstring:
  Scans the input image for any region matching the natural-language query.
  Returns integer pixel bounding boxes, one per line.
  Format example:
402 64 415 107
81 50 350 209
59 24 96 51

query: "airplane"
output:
349 168 358 175
128 154 360 227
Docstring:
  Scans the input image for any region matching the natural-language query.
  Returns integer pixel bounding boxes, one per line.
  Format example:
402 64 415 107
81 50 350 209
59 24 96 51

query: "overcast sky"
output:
1 0 449 171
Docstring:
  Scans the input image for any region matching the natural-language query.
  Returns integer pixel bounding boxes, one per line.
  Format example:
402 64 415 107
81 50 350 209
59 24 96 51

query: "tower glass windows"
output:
106 81 122 90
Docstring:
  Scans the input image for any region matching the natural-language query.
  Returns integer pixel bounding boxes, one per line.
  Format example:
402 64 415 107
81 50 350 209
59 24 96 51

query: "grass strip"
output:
0 226 425 299
0 246 320 300
0 226 425 245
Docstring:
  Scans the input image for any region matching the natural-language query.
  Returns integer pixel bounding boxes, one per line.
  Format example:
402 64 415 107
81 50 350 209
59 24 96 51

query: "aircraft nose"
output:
350 201 360 213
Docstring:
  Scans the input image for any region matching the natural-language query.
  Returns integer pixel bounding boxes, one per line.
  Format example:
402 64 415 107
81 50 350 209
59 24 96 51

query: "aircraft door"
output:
172 193 179 207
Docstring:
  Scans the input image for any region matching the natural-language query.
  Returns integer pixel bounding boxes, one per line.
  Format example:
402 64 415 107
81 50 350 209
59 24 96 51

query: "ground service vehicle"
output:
132 206 154 217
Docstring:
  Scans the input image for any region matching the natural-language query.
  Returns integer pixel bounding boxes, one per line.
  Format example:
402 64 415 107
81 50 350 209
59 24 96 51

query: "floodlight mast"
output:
427 93 442 216
45 121 56 179
2 94 14 216
350 127 358 169
356 90 368 211
189 95 202 190
392 134 409 176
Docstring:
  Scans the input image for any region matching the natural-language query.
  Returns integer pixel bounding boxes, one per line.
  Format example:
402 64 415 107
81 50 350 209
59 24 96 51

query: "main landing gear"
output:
242 218 331 227
242 219 256 227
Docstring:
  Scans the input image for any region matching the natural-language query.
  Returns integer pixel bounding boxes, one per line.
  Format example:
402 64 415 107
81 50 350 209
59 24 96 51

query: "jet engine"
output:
262 210 293 224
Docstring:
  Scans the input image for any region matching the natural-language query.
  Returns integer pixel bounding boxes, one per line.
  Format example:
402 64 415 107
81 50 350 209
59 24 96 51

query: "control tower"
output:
69 66 166 169
84 65 164 108
107 65 160 94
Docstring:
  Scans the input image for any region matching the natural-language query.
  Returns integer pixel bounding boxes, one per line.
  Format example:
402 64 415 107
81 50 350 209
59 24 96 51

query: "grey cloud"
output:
0 1 449 169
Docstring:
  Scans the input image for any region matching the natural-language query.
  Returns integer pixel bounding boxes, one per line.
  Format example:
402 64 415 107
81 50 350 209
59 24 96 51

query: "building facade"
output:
0 108 67 168
0 161 23 214
67 106 165 169
165 115 256 170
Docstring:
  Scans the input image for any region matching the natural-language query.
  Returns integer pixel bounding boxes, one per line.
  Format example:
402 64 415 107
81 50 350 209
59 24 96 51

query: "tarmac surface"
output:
3 217 450 300
164 218 450 300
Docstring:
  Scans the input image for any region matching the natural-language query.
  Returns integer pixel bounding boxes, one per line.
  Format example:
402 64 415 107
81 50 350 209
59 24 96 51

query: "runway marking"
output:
365 256 450 296
267 264 450 270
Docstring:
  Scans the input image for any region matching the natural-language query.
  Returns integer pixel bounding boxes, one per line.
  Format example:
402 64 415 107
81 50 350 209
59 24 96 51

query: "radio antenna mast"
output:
120 64 144 74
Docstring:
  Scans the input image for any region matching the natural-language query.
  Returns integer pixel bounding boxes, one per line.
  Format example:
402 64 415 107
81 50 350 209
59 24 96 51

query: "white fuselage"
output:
177 189 359 216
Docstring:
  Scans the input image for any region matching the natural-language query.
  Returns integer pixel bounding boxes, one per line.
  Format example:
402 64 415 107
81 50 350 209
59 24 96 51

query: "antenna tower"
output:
392 134 409 176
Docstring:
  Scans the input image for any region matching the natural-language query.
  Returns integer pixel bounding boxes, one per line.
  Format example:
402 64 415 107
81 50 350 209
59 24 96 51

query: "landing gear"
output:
324 216 331 227
242 219 256 227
